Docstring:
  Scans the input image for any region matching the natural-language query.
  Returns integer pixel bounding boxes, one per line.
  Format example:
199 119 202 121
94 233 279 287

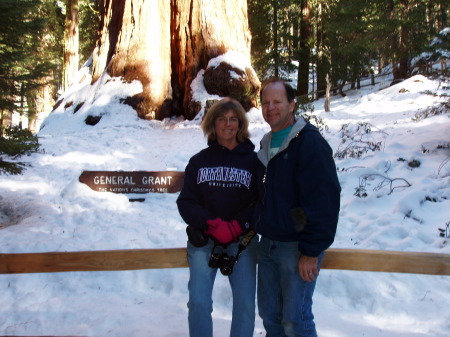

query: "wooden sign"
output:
79 171 184 194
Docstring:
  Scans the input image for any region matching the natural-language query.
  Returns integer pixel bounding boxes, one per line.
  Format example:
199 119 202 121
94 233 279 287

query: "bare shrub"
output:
354 173 412 198
334 122 387 159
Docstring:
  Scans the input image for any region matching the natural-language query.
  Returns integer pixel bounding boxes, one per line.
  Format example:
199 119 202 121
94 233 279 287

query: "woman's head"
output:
201 98 250 143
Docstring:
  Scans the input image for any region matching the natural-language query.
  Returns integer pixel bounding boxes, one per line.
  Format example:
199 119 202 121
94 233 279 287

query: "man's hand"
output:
298 255 319 282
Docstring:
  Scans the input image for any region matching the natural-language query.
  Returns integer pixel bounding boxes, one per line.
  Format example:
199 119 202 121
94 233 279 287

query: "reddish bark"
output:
62 0 79 91
91 0 254 120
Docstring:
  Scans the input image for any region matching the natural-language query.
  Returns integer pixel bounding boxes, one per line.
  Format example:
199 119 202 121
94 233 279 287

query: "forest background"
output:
0 0 449 133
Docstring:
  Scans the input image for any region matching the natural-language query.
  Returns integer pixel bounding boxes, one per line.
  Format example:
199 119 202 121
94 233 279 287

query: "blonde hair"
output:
201 98 250 142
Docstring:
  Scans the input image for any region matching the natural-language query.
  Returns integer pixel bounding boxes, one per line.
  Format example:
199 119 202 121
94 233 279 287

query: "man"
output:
254 78 341 337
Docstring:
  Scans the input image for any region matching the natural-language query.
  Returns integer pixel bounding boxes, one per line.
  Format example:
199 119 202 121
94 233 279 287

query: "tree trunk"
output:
439 2 448 30
27 77 56 134
63 0 79 91
171 0 252 120
397 0 409 80
338 80 346 97
272 0 279 78
385 0 409 82
315 3 329 99
0 110 12 128
324 73 330 112
91 0 252 120
297 0 311 98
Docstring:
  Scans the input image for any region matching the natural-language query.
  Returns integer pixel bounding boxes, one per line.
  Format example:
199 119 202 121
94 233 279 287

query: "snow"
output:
1 51 450 336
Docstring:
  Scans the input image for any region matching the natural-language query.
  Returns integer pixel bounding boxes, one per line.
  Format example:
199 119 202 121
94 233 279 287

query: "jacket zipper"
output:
254 165 268 233
254 127 304 234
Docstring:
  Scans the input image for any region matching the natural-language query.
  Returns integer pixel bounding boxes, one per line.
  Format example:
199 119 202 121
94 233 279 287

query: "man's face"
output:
261 82 295 132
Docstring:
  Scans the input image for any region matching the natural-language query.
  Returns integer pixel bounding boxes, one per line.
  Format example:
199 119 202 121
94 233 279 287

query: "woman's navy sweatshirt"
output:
177 139 259 233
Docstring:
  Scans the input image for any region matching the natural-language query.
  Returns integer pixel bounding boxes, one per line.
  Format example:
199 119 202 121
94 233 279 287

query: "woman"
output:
177 97 259 337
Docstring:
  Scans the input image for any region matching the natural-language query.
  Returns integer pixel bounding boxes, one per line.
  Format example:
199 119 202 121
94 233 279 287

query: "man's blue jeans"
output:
257 237 323 337
187 236 258 337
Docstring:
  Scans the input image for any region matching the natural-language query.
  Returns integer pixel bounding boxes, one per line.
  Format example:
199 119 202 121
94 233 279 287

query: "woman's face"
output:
214 110 239 148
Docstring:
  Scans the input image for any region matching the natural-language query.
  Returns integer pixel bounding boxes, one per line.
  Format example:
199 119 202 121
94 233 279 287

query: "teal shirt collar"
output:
271 125 294 148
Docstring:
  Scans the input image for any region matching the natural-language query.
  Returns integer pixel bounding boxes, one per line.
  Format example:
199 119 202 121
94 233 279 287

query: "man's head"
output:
260 78 296 103
260 78 296 132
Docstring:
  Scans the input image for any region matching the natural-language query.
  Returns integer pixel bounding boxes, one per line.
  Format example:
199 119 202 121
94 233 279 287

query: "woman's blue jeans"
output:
257 237 323 337
187 236 258 337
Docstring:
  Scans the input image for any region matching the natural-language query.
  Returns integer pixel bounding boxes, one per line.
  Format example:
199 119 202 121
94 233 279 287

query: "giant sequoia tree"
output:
89 0 257 121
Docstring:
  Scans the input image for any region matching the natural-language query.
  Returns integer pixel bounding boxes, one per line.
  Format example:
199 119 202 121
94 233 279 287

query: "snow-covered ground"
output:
1 54 449 336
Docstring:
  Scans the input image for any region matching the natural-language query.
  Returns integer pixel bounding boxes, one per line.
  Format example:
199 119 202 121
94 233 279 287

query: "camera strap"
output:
234 229 257 263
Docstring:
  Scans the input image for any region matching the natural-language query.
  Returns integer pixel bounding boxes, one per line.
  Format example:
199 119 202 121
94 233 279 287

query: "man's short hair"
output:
260 77 296 103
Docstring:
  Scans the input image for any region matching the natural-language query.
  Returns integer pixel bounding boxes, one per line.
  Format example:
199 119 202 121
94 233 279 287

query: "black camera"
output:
208 250 236 276
207 230 256 276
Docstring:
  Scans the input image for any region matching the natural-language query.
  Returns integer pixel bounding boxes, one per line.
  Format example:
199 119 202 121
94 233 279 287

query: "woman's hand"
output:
205 218 242 244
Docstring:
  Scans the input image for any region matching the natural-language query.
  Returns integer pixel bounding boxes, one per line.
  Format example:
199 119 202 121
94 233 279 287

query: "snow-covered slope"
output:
1 67 449 336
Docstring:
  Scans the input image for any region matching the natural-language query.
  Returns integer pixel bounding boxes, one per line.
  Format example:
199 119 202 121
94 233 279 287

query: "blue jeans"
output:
257 237 323 337
187 236 258 337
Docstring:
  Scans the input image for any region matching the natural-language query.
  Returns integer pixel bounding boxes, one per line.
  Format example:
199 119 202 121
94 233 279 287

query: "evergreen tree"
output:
0 0 58 127
0 126 40 174
248 0 301 81
326 0 373 95
249 0 446 98
26 0 65 131
372 0 434 80
296 0 312 98
79 0 100 65
314 0 332 98
248 0 277 79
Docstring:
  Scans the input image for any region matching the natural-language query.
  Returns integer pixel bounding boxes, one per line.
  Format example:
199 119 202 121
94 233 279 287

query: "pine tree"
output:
79 0 100 65
248 0 276 79
26 0 65 132
326 0 373 94
296 0 312 98
0 126 40 174
371 0 434 81
0 0 57 127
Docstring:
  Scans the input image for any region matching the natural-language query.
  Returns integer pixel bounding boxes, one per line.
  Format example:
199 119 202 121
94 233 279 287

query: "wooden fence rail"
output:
1 248 449 276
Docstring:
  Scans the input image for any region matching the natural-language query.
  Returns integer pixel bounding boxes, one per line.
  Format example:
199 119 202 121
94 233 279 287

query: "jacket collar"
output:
257 117 307 166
